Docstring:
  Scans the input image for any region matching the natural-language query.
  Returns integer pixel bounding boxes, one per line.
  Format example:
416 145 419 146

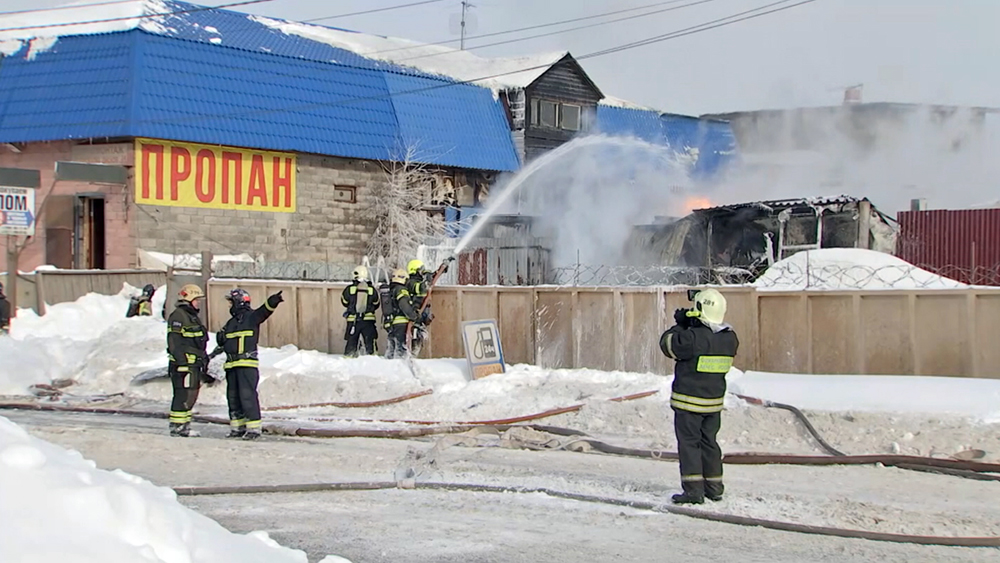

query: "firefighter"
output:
166 284 210 437
386 268 419 359
212 288 284 440
405 259 438 355
126 284 157 318
0 281 10 335
341 265 380 357
659 288 739 504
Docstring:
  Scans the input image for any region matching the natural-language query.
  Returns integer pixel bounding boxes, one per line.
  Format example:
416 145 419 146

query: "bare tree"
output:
366 144 444 272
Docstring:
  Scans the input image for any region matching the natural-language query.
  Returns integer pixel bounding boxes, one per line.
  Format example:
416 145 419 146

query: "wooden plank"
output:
430 287 462 358
498 290 533 365
913 294 969 376
620 291 662 374
973 292 1000 378
535 290 573 369
576 291 615 370
757 294 809 373
808 295 857 374
297 287 330 353
860 295 913 375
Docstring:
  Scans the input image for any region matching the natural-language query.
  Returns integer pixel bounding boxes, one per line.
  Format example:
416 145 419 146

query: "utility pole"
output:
460 0 474 50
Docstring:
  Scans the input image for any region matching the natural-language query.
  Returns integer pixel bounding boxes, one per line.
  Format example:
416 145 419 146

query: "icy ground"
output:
4 410 999 563
2 287 999 561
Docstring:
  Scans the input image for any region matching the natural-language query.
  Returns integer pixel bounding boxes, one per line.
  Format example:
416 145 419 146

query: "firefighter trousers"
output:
169 367 201 425
673 408 724 498
387 323 425 359
345 320 378 357
226 366 262 432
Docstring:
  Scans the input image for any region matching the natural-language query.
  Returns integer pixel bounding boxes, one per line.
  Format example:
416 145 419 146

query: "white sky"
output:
1 0 998 116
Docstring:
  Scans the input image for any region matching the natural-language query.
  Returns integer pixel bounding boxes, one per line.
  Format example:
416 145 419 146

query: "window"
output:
333 186 356 203
560 104 581 131
539 100 558 128
530 98 585 131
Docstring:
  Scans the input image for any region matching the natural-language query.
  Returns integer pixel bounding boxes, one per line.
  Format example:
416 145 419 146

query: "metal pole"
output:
5 237 17 316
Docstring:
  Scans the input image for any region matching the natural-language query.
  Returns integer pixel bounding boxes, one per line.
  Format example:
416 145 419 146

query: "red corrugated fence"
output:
897 209 1000 285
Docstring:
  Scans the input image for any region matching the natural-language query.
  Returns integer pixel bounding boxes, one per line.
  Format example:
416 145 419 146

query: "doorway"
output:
76 196 106 270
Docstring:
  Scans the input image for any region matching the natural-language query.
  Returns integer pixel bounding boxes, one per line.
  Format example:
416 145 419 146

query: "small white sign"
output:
0 185 36 237
461 319 505 380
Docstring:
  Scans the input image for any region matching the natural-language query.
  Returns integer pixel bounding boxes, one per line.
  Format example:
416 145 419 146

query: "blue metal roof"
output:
0 1 520 171
595 105 738 179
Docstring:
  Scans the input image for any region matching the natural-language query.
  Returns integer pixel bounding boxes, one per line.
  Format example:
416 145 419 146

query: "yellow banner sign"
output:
134 138 296 212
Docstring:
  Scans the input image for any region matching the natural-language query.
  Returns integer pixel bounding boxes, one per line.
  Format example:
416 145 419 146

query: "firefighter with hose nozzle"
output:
659 288 739 504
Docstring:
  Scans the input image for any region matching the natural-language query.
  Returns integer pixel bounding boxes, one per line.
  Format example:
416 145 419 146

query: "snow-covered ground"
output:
0 413 353 563
3 286 1000 561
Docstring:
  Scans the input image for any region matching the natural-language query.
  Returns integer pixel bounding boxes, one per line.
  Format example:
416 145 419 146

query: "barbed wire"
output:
549 264 757 286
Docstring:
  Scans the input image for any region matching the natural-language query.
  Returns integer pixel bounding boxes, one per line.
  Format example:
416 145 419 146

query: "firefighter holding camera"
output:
659 288 739 504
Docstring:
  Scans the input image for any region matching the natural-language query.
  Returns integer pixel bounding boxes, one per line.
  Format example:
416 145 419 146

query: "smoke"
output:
702 105 1000 214
490 135 694 267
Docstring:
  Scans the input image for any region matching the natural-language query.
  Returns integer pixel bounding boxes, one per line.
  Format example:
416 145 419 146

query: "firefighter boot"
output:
671 480 705 505
242 430 261 441
172 422 200 438
227 428 246 439
169 422 183 437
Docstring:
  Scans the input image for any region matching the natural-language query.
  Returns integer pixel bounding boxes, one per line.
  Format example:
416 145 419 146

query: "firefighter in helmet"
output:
406 259 437 355
166 284 210 437
659 288 739 504
386 268 419 359
126 284 157 318
212 287 283 440
341 265 380 357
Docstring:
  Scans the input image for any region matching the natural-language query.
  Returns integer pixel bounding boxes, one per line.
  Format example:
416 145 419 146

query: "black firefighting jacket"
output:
167 301 208 373
406 271 433 309
389 282 419 326
660 319 739 413
341 281 380 322
216 293 281 370
0 293 10 331
126 296 153 318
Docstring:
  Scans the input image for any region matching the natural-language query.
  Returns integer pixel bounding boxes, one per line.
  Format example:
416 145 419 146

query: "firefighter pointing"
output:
213 287 283 440
660 288 739 504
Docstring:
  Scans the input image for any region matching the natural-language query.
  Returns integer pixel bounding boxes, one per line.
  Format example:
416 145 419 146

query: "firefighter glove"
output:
271 291 284 304
674 308 693 328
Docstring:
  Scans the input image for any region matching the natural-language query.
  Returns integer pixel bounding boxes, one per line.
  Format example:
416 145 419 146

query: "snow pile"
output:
0 285 167 395
0 0 173 54
0 415 315 563
731 371 1000 423
753 248 967 290
250 14 565 91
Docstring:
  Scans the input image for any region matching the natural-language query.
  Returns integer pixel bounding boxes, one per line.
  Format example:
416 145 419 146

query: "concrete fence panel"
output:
498 289 534 366
973 293 1000 378
912 293 970 377
757 294 809 374
807 295 857 375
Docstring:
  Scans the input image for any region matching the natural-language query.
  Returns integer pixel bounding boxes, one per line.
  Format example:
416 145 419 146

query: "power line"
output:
581 0 813 59
0 0 275 33
397 0 722 62
363 0 713 56
0 0 136 17
302 0 448 23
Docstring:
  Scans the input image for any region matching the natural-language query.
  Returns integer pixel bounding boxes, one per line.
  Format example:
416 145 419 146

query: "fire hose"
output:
3 400 1000 546
170 480 1000 548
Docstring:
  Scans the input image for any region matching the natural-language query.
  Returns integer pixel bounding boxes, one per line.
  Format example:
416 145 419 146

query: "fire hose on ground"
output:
2 398 1000 547
169 480 1000 548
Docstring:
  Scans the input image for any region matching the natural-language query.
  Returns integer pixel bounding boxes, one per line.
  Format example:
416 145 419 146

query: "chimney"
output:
843 84 863 104
910 198 927 211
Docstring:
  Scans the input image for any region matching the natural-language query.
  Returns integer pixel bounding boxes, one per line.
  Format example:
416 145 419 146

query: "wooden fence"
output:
2 269 166 314
205 281 1000 378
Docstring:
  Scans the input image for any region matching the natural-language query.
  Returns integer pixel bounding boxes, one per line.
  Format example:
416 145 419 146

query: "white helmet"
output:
694 288 727 325
353 265 369 282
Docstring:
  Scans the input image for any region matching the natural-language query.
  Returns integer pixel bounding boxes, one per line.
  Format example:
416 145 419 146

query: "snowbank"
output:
731 371 1000 423
0 415 312 563
753 248 967 290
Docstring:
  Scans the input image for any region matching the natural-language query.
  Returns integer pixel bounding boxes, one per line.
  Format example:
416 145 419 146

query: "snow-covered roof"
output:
598 96 659 112
0 0 570 91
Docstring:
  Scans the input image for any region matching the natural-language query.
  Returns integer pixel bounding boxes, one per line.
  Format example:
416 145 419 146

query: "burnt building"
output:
627 196 897 282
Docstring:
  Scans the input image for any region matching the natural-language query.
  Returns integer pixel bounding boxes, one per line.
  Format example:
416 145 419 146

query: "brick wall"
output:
135 153 385 269
0 142 135 272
